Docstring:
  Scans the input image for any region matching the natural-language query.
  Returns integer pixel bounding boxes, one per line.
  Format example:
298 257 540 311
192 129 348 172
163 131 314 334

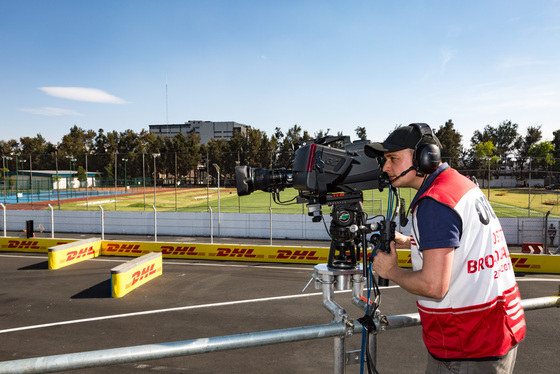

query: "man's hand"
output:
393 231 410 247
372 240 399 280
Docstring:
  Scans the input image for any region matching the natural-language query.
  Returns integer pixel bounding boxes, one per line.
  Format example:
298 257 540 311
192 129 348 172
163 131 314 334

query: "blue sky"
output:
1 0 559 147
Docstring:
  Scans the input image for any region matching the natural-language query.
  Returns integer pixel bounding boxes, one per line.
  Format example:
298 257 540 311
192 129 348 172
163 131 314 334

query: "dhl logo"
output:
2 240 65 250
160 246 203 256
212 247 262 258
511 257 541 269
395 252 542 270
269 249 324 261
398 252 412 265
130 263 159 287
63 246 95 263
105 243 145 254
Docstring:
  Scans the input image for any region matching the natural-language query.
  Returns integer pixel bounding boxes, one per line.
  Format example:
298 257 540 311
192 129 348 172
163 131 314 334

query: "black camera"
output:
235 136 386 198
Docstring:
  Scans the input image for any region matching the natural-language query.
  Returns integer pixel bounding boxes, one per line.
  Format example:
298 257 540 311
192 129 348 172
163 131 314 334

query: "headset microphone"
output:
389 166 416 184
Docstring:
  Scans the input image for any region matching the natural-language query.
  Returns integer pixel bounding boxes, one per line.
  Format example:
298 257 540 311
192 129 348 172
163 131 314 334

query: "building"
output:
149 120 250 144
4 170 100 190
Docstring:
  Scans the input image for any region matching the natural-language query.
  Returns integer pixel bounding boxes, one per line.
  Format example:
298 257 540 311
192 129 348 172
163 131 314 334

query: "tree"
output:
552 129 560 160
275 125 312 168
355 126 367 140
435 120 462 166
528 141 554 180
474 140 500 181
76 165 87 187
19 134 57 170
471 120 520 160
517 125 542 160
58 125 96 156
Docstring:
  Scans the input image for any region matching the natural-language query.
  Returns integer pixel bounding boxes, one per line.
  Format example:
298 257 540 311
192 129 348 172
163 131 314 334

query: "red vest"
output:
411 168 526 359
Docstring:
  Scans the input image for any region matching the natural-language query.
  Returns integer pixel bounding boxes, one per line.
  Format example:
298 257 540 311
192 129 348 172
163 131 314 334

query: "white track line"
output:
0 287 397 335
1 254 556 335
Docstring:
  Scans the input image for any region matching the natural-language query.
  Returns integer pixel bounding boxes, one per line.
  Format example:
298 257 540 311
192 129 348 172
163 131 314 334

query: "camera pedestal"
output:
313 264 379 373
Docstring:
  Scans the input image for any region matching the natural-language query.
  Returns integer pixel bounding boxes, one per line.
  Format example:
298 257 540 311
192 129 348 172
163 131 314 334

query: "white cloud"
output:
19 107 84 116
39 87 128 104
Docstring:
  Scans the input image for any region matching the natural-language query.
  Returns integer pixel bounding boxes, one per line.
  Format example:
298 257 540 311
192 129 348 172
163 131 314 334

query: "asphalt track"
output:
1 233 559 373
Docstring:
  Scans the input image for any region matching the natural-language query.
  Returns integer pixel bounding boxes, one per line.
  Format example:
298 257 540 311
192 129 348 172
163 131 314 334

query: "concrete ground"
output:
0 233 559 373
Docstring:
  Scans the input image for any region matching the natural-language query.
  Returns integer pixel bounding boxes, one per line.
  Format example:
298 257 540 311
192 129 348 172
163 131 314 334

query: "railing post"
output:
48 204 54 238
153 205 157 242
99 205 104 240
269 207 273 246
209 207 213 244
0 203 5 237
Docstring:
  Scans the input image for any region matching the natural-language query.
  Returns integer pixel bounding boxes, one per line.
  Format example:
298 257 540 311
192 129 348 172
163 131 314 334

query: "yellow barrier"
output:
1 236 558 274
111 252 163 298
48 238 102 270
101 240 329 264
397 249 560 274
0 237 75 253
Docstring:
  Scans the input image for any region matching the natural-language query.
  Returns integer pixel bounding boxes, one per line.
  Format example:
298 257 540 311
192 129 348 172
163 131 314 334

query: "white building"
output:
149 120 250 144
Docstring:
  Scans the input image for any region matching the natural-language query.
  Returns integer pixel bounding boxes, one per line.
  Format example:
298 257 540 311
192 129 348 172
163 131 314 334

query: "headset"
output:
410 123 441 175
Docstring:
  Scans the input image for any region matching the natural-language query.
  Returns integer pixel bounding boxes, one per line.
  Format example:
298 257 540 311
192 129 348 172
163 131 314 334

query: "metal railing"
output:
0 273 557 374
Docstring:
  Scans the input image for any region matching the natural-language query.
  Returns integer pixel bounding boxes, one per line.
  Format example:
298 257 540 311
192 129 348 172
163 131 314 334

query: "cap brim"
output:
364 142 406 158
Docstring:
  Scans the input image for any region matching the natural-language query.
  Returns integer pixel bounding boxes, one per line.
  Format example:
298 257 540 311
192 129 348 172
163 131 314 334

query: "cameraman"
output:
365 124 525 374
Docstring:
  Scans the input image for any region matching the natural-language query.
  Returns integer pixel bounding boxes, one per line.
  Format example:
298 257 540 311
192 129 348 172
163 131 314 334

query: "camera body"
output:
235 136 386 198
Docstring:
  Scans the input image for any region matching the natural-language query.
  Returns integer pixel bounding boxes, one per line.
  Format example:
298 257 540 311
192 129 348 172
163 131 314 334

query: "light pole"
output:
152 154 160 207
213 163 220 217
12 153 20 203
66 155 76 198
528 157 532 217
2 156 12 205
487 157 490 200
122 158 128 190
19 159 27 192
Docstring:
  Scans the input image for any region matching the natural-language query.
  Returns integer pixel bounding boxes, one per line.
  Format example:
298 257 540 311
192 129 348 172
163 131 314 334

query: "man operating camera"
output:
365 124 525 374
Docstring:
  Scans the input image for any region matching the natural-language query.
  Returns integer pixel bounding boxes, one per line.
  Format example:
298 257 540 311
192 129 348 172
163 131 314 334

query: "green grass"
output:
48 186 560 218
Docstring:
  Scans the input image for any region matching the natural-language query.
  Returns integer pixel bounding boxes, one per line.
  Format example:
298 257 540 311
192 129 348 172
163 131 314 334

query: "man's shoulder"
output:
421 169 478 208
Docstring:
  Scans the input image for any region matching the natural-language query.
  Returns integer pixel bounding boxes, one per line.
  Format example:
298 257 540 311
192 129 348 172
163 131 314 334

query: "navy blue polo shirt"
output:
411 163 462 251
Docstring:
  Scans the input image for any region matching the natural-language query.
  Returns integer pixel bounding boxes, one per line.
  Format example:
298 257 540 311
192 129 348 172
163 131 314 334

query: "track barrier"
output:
47 238 101 270
522 242 544 254
1 237 560 274
111 252 163 298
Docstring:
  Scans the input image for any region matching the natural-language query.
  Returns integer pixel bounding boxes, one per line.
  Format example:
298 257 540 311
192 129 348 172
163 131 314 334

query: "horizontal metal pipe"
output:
0 323 348 374
1 295 558 373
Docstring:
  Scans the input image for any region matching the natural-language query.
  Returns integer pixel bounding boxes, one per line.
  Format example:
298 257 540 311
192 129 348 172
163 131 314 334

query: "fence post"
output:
269 207 273 245
99 205 104 240
153 205 157 242
48 204 54 239
1 203 5 237
209 207 213 244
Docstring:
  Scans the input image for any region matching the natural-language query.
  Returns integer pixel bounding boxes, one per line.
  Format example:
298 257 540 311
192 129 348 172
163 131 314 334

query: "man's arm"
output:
372 242 453 299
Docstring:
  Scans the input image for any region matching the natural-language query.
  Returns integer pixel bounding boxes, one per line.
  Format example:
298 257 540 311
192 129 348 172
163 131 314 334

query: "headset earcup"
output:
416 143 441 174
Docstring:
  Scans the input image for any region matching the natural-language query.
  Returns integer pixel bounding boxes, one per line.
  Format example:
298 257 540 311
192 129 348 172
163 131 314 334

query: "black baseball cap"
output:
364 124 441 158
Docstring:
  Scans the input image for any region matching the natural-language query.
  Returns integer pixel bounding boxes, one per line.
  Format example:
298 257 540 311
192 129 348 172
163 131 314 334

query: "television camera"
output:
235 135 409 372
235 135 401 274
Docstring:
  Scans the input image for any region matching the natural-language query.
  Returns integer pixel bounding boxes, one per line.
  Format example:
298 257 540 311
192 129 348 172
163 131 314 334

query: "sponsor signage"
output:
102 241 329 264
48 238 102 269
0 238 75 253
111 252 162 298
397 249 560 274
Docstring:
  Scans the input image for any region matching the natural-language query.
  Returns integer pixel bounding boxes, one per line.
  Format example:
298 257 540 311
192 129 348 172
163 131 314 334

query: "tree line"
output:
1 120 560 186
